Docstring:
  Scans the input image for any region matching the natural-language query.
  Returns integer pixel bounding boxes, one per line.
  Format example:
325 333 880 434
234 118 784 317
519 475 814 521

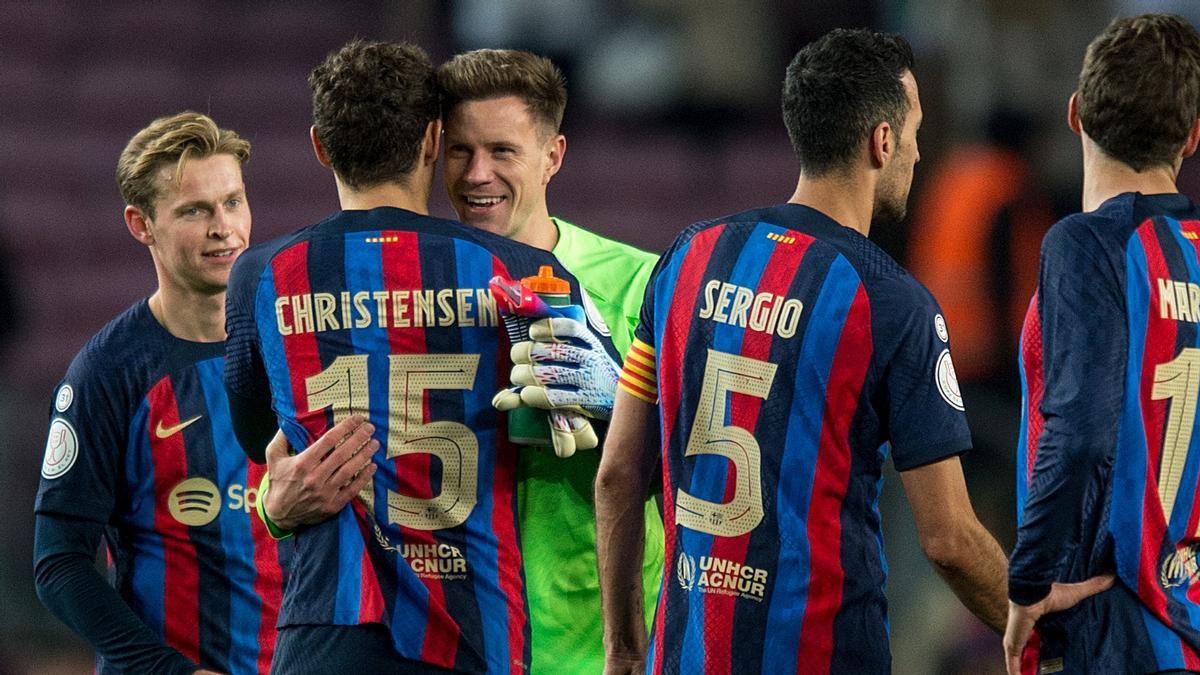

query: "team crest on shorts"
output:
42 418 79 480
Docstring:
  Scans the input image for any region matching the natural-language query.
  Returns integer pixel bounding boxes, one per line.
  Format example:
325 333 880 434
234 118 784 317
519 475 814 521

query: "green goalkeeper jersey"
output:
519 217 663 673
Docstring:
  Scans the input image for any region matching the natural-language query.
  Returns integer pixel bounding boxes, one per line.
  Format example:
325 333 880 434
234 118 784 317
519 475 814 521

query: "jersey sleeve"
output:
34 352 130 522
879 278 974 471
224 247 277 462
620 238 678 404
33 514 199 674
1008 218 1126 605
224 247 270 403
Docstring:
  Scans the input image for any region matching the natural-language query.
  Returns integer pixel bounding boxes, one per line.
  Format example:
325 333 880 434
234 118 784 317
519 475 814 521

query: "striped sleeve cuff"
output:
619 338 659 404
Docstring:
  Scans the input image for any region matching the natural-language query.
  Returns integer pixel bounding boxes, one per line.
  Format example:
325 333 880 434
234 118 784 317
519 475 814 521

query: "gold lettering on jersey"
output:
274 288 500 336
401 543 469 580
697 279 803 338
314 293 337 332
675 551 767 601
1158 278 1200 323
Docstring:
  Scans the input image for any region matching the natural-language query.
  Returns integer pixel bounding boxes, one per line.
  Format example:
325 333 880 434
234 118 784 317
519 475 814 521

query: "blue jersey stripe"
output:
1163 220 1200 638
340 231 393 630
677 223 775 668
455 238 509 671
762 253 859 673
1145 603 1187 669
647 231 694 669
125 399 167 638
873 442 890 637
196 357 259 674
1164 221 1200 540
1113 236 1151 587
651 238 694 370
256 270 306 450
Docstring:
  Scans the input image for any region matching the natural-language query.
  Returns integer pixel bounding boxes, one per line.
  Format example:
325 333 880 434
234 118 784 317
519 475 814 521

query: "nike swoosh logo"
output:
154 415 203 439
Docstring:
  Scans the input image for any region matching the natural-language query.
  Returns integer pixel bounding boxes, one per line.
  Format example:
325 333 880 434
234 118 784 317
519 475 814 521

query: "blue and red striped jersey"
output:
620 204 971 674
34 300 284 675
1013 192 1200 673
225 207 591 674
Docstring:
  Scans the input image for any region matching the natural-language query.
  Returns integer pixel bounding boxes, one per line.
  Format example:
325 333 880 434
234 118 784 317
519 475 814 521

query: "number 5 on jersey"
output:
676 349 777 537
305 353 481 531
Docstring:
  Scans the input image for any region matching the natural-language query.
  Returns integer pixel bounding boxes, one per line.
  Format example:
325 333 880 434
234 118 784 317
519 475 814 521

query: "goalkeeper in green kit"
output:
255 48 664 672
438 49 663 672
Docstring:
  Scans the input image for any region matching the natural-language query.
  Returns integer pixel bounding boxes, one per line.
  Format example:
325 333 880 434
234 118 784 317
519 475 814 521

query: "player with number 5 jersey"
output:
597 28 1012 675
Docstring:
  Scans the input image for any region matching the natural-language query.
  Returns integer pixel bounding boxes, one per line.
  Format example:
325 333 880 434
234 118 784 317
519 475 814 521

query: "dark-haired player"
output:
1007 13 1200 675
224 40 611 674
596 28 1022 674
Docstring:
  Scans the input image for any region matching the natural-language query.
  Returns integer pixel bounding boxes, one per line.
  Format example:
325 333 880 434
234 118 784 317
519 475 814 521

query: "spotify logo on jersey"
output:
168 477 221 527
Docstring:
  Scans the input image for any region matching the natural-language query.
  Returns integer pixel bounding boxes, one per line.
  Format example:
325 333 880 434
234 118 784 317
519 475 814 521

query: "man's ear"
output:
125 205 154 247
543 134 566 184
1182 117 1200 160
422 118 442 165
310 126 332 168
869 121 893 169
1067 91 1083 136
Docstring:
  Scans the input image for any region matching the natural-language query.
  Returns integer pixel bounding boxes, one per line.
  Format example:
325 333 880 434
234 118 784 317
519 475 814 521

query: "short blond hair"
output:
117 111 250 218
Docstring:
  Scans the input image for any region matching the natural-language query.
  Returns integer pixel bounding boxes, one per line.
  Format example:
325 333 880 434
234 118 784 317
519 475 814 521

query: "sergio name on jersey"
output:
619 203 971 674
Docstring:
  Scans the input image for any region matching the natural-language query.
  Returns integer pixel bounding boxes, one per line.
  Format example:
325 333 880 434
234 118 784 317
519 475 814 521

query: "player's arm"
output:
257 415 378 533
226 388 276 464
595 387 660 674
33 514 206 674
224 246 277 464
900 455 1009 633
879 277 1012 634
1004 223 1123 672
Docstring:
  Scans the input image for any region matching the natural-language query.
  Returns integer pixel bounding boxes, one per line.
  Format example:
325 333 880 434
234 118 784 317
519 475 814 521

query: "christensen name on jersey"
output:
274 287 499 336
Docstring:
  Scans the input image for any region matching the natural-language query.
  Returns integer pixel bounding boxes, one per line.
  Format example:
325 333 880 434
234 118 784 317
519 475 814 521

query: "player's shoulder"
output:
1041 192 1199 252
58 300 180 411
551 217 659 300
553 217 658 267
68 300 163 379
232 221 317 285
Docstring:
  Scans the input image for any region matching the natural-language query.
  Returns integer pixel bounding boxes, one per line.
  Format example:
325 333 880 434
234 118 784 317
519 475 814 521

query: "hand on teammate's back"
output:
262 415 378 531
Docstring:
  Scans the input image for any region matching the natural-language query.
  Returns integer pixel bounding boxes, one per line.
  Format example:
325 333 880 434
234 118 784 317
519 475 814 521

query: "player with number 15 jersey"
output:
224 206 596 673
618 203 972 673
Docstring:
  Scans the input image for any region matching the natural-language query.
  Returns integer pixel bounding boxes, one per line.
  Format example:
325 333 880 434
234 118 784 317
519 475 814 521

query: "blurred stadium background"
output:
3 1 1197 672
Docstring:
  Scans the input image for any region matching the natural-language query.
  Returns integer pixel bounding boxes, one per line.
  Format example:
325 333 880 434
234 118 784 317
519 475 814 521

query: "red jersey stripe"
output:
147 377 201 663
654 223 726 673
795 284 872 671
703 232 814 675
